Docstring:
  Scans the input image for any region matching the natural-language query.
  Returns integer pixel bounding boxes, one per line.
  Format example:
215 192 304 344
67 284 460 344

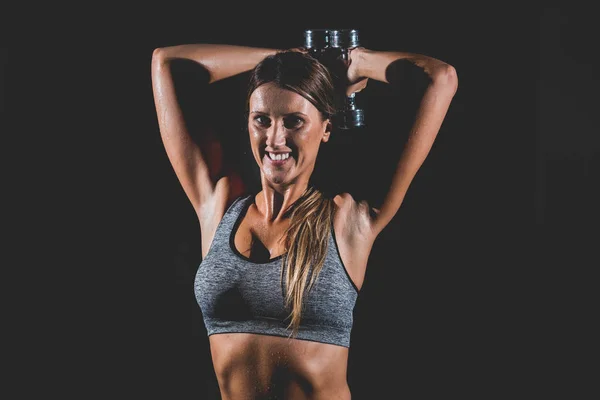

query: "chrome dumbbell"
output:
303 29 365 130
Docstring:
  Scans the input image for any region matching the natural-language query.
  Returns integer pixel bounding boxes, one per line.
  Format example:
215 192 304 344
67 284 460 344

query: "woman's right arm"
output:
151 44 278 214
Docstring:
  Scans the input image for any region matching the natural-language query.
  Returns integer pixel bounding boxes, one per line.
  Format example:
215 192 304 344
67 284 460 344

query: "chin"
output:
262 171 293 187
266 172 288 185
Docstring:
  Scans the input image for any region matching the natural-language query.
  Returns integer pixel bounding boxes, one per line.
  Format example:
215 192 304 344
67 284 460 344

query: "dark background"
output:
8 2 597 399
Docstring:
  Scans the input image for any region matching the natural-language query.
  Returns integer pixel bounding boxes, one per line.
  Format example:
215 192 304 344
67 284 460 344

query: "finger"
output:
346 78 368 96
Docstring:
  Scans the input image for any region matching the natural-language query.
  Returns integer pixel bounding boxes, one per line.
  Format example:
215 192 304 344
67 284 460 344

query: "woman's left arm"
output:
347 47 459 237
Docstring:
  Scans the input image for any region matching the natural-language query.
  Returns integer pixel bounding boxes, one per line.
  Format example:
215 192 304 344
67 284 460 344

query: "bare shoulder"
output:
198 174 244 218
332 193 380 291
333 193 380 240
198 173 246 258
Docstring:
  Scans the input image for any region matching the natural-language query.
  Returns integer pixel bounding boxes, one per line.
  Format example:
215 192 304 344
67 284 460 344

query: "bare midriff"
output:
208 333 352 400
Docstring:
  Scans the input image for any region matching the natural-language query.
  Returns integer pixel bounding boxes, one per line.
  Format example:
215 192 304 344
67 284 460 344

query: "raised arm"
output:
151 44 278 213
347 47 459 236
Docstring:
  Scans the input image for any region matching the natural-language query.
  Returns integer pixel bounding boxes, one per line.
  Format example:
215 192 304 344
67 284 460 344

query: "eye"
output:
284 116 304 129
253 115 271 127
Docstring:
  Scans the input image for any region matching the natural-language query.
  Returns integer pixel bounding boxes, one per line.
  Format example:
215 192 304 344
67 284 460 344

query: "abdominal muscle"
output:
208 332 352 400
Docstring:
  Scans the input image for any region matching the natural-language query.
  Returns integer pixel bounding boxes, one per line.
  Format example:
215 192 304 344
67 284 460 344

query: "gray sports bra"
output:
194 194 359 347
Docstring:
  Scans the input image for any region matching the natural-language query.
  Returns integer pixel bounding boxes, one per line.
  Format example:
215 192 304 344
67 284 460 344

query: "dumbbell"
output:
303 29 365 130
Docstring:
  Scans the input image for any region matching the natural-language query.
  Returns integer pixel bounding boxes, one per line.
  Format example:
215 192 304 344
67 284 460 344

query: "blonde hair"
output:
280 186 335 338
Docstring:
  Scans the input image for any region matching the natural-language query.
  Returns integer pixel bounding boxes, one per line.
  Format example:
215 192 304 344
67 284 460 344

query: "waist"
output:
209 332 351 399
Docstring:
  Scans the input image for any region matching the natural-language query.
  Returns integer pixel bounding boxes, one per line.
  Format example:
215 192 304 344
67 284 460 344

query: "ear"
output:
322 120 332 143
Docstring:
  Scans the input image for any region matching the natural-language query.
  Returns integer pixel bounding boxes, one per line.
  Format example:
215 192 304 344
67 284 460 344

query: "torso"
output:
198 184 377 399
208 333 351 399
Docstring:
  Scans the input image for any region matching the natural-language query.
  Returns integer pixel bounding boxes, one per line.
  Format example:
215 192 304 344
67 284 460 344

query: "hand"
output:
346 47 368 96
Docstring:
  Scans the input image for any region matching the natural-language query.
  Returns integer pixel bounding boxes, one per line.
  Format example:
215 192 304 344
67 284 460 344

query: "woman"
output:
151 42 457 399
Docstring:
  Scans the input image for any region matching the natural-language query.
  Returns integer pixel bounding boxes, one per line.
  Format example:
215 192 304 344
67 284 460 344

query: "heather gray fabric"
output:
194 194 359 348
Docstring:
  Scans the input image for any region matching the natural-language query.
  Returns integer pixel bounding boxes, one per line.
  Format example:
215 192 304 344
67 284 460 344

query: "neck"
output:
256 177 310 223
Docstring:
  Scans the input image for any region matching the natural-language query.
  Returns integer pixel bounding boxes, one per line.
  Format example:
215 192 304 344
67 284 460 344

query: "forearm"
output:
360 47 458 233
152 44 280 83
351 47 456 86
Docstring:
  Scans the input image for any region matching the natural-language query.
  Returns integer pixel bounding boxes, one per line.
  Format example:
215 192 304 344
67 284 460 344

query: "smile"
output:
265 152 292 166
268 152 290 161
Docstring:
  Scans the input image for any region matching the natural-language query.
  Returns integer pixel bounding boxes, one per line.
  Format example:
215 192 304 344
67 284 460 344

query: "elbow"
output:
152 47 169 68
432 64 458 95
152 47 163 60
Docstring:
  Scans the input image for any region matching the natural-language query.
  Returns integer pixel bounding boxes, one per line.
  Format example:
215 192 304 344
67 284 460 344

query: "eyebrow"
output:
250 111 308 117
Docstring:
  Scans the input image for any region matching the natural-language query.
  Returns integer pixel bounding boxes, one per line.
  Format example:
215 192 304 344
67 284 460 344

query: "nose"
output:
265 122 287 148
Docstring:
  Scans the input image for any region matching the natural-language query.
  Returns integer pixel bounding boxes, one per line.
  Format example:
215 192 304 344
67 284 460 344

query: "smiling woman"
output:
247 51 336 188
249 84 326 185
151 43 457 399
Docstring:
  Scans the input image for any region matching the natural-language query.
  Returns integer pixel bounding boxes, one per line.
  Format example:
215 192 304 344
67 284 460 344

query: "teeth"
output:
268 152 290 161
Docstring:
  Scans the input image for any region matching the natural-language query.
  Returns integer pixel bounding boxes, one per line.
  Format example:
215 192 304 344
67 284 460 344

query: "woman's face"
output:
248 82 330 187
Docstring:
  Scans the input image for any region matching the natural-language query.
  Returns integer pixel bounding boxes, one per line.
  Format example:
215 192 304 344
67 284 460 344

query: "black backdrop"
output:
9 3 598 399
